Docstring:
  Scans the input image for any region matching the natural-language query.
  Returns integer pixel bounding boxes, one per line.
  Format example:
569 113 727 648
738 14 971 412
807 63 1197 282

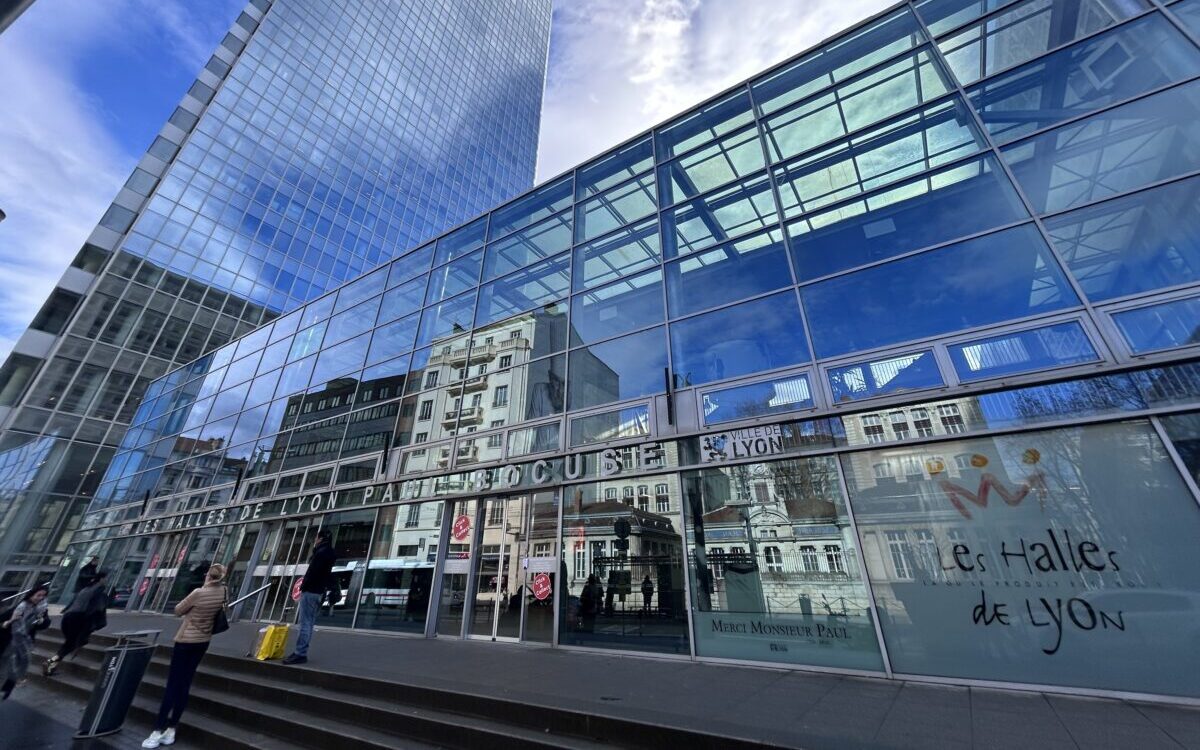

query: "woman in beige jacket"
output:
142 563 227 749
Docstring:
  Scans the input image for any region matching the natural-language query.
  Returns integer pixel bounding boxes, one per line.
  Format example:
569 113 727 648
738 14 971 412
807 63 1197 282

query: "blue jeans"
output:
294 592 322 657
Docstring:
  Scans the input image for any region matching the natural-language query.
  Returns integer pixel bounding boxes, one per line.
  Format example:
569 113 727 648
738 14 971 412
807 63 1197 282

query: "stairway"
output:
29 630 765 750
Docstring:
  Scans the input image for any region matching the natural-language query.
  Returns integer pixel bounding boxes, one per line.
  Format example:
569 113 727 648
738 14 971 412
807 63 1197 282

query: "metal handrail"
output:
1 589 30 605
229 584 270 608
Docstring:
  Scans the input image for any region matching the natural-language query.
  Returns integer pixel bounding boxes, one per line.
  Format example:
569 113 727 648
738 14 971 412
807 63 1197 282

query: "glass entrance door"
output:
467 495 529 640
140 532 191 612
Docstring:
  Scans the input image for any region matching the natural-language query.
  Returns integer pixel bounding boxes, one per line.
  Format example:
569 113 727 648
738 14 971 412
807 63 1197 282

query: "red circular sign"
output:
176 547 187 564
531 573 552 601
291 578 304 601
138 578 150 596
149 554 160 570
451 514 471 541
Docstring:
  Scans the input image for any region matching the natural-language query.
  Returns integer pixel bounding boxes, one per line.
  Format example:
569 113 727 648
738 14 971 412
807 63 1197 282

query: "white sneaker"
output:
160 728 176 746
141 731 164 749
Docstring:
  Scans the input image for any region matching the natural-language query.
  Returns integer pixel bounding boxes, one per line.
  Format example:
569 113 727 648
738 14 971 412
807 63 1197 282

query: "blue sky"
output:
0 0 891 361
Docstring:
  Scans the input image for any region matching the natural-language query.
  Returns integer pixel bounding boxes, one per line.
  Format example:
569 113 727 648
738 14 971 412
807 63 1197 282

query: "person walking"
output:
641 574 654 615
283 529 335 665
1 585 50 699
44 571 108 676
141 563 228 749
75 556 100 593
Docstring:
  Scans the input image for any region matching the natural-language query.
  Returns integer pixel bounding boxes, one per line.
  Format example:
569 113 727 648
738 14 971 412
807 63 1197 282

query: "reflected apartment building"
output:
52 0 1200 702
0 0 552 590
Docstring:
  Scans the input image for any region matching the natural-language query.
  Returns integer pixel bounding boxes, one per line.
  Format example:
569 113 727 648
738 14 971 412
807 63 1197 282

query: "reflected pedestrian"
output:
579 575 601 633
141 563 228 749
283 529 335 665
44 571 108 676
641 574 654 615
1 585 49 700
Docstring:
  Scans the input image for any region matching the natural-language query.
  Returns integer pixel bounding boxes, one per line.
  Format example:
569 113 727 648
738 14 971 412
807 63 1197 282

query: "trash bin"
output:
75 629 161 739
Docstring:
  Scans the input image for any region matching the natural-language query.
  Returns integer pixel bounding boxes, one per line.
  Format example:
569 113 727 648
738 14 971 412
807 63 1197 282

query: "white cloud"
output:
536 0 896 181
0 2 131 361
0 0 242 362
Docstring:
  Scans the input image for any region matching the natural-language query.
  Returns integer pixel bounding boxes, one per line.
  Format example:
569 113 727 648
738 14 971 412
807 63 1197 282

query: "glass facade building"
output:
0 0 552 590
60 0 1200 702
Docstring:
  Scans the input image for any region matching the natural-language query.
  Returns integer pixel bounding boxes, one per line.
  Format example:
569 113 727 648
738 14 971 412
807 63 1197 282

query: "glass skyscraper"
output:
0 0 551 591
56 0 1200 702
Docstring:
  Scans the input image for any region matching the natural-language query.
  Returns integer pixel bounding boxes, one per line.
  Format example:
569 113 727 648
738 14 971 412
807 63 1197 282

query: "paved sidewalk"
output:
1 679 195 750
104 612 1200 749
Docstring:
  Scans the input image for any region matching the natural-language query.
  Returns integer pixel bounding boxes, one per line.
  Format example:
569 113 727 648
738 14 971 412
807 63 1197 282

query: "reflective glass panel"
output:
683 457 885 671
1043 176 1200 301
752 9 927 115
507 422 561 457
570 269 664 346
828 350 944 403
939 0 1148 85
966 14 1200 145
435 217 488 266
702 374 815 426
666 227 792 318
367 313 418 366
658 126 765 206
379 275 426 324
352 501 442 634
948 321 1098 380
773 98 986 219
488 177 572 240
1113 296 1200 353
671 292 811 387
426 249 483 305
573 218 661 292
387 245 433 288
1175 0 1200 35
560 475 690 654
569 405 650 447
484 212 572 281
471 302 568 361
914 0 1021 36
844 420 1200 698
802 225 1079 358
787 155 1028 281
662 174 779 258
416 292 477 349
762 48 950 164
1000 79 1200 214
324 296 381 346
576 137 654 198
335 268 387 314
575 174 657 244
656 91 755 161
568 327 669 410
476 254 570 327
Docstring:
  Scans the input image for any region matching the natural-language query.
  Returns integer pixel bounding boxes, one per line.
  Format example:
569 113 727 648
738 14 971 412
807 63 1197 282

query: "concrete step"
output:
27 652 295 750
31 637 618 750
37 630 771 749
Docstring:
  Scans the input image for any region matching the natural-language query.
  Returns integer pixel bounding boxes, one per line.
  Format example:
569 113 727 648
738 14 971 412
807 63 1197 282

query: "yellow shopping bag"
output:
253 623 289 661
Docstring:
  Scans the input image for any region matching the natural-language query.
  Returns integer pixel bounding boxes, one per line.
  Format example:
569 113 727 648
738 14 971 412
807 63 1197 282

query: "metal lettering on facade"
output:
700 425 785 463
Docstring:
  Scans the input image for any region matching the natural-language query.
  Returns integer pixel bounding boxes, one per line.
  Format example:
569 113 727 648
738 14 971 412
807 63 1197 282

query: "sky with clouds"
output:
0 0 892 363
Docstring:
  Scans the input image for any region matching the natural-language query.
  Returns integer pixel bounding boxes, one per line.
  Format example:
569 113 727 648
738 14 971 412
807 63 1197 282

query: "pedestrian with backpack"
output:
44 571 108 676
141 563 228 749
1 585 50 700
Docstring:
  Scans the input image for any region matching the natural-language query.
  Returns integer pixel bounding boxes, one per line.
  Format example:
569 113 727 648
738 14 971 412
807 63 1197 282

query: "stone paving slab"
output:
103 612 1200 749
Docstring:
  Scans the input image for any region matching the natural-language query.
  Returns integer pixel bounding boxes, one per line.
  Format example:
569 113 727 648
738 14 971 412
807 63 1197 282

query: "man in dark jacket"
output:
74 556 99 593
283 530 335 665
45 571 108 675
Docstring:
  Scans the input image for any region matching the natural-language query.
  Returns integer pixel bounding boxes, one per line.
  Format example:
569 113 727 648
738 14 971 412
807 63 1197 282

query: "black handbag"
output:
212 590 230 635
